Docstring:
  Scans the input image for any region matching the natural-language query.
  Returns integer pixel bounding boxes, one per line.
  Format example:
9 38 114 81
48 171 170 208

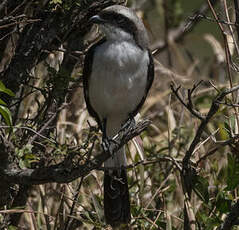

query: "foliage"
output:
0 81 14 126
1 0 239 230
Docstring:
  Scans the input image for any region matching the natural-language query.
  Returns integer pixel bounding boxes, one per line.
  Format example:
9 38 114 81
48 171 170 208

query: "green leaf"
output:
0 105 12 126
19 159 26 169
218 122 229 140
0 80 15 96
216 191 231 213
50 0 62 4
205 217 221 230
197 210 221 229
0 98 7 105
193 175 209 203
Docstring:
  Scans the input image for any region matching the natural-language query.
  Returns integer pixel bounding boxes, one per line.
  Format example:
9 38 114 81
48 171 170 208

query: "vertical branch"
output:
63 177 84 230
223 0 239 56
163 0 172 66
172 83 239 230
207 0 239 130
234 0 239 41
207 0 233 89
222 0 239 133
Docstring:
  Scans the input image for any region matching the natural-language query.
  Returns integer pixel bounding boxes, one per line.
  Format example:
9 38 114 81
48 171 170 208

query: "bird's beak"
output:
89 15 106 24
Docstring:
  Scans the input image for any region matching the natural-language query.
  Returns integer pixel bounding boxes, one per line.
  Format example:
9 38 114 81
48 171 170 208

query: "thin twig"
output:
234 0 239 41
189 13 239 26
64 176 84 230
172 82 239 230
197 134 239 165
223 0 239 57
152 0 219 55
0 14 26 24
0 126 56 144
0 120 151 185
0 19 41 30
171 82 205 120
183 84 239 166
27 103 67 145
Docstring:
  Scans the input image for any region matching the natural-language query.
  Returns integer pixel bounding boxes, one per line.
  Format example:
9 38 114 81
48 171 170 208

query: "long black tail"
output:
104 169 130 227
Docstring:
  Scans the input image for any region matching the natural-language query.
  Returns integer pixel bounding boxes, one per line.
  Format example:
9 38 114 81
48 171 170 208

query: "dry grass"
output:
1 0 239 229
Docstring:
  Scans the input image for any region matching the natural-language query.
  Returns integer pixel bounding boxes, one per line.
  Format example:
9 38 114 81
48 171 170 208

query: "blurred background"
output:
1 0 239 229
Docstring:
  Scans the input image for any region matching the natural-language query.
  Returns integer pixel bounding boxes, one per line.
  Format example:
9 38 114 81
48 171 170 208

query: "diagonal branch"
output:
171 82 205 120
0 120 150 185
172 83 239 230
183 84 239 165
152 0 219 55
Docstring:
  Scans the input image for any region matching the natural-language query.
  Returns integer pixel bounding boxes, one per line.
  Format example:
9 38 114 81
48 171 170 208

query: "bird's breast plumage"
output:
88 40 149 136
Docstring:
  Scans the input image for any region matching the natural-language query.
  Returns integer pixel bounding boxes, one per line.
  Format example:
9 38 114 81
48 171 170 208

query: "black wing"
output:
130 49 154 118
83 39 106 129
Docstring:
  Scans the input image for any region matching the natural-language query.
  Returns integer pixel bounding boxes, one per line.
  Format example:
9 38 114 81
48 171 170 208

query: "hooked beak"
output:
89 15 106 24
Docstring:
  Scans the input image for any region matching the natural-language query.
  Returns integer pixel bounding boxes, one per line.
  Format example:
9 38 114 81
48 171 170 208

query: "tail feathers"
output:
104 169 130 227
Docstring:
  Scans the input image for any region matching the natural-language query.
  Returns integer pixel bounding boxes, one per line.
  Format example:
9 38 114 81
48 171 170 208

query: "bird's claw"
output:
101 119 135 155
119 118 135 134
102 137 111 154
102 137 119 155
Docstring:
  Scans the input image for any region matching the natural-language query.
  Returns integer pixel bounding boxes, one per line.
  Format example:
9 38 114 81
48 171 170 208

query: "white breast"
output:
89 41 149 137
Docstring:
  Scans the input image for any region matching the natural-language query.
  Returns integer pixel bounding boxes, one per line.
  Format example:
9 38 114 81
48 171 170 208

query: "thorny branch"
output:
197 134 239 165
171 83 239 230
171 83 239 166
0 120 150 185
170 81 205 121
169 1 239 228
189 13 239 26
152 0 218 55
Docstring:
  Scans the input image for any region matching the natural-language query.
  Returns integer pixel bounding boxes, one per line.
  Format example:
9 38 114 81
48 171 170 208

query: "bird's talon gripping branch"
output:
102 137 119 156
102 137 111 155
119 118 136 134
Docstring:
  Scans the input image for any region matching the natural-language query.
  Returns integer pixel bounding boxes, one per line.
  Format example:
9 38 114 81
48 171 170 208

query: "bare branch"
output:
183 83 239 166
172 82 239 230
234 0 239 41
171 82 205 120
0 120 150 185
196 134 239 165
152 0 219 55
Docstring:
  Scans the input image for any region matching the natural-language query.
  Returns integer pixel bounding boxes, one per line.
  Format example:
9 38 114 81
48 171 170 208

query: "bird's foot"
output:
102 137 119 155
119 118 136 134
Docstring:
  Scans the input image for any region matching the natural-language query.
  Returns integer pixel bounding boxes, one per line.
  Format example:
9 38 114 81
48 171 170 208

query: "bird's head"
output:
89 5 149 49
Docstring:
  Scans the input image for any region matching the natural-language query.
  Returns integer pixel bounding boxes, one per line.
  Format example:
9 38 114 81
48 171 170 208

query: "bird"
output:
83 5 154 227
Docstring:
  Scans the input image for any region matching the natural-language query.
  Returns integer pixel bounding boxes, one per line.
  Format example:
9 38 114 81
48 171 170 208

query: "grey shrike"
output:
83 5 154 227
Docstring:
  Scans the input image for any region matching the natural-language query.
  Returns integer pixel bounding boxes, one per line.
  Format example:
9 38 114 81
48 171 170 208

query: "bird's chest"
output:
89 42 148 119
